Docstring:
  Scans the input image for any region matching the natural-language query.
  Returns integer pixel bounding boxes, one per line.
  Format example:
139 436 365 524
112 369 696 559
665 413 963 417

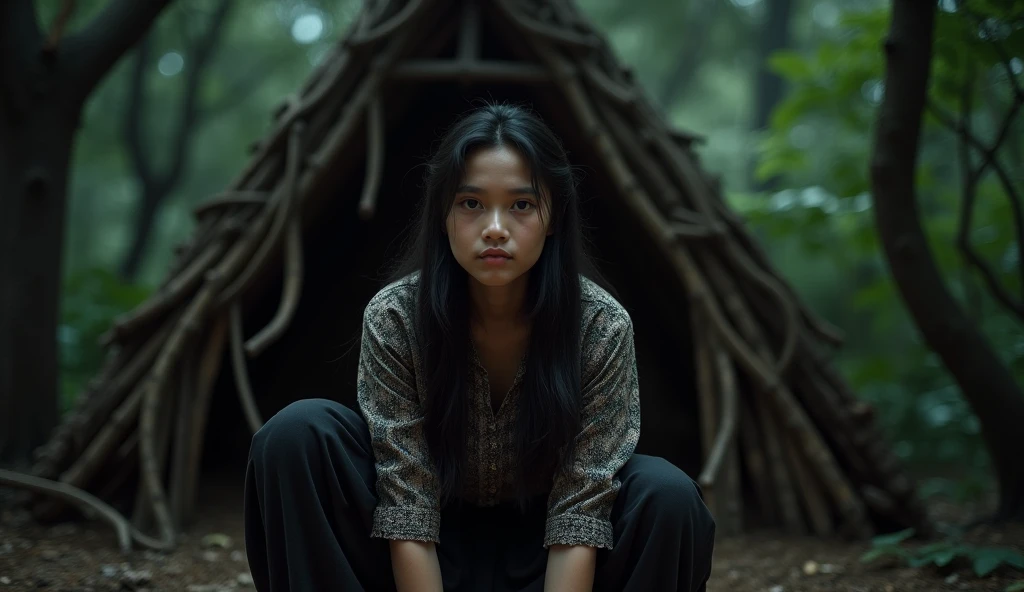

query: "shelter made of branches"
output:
2 0 931 551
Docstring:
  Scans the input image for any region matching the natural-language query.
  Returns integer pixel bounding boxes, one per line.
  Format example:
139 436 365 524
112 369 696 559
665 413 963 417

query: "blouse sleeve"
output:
356 295 441 543
543 308 641 549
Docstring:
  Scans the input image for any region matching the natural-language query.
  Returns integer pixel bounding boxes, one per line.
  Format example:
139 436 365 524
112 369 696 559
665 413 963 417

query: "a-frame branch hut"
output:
6 0 930 551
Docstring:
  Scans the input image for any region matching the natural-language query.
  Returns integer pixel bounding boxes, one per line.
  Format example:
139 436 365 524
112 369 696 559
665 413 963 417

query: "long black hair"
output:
388 101 604 503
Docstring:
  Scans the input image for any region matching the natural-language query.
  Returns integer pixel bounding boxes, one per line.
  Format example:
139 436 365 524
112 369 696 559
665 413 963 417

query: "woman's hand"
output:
390 540 443 592
544 544 596 592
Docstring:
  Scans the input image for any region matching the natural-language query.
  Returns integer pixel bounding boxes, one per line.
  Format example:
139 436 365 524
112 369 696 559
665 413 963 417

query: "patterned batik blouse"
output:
356 273 641 550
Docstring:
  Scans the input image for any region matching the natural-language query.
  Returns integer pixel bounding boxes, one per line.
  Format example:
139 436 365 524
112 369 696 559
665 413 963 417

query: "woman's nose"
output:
482 210 510 241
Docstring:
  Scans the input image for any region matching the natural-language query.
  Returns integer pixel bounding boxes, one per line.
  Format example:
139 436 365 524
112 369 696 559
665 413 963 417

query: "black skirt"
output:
243 398 715 591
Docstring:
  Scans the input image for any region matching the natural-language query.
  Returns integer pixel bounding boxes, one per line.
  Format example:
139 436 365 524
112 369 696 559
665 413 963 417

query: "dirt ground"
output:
1 473 1021 592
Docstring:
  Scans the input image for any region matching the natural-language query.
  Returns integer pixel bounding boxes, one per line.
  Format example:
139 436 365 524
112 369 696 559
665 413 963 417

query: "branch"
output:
63 0 175 101
928 98 1024 323
230 304 264 435
697 347 738 489
0 469 170 552
972 14 1024 103
164 0 233 188
123 0 233 196
124 36 156 189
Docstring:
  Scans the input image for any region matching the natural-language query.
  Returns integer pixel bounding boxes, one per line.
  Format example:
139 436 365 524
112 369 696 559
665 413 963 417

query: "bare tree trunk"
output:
749 0 792 191
656 0 723 109
121 186 164 280
0 0 174 466
0 92 73 467
119 0 233 281
870 0 1024 521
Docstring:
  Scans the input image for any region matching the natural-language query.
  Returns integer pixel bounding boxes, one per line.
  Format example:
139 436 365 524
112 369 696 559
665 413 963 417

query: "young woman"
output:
243 102 716 591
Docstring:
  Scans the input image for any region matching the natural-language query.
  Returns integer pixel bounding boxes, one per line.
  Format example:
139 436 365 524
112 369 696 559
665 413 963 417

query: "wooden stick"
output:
595 98 693 213
671 205 721 229
59 384 144 492
713 199 845 347
30 342 136 480
139 274 225 549
630 101 719 220
228 49 350 191
101 241 226 346
245 217 304 357
132 370 177 533
95 432 138 502
230 304 264 435
218 122 305 306
581 60 636 108
721 240 799 376
169 349 196 530
495 0 598 51
457 0 481 63
182 315 229 525
0 469 170 553
192 191 271 219
751 383 806 534
390 60 550 83
358 97 385 220
738 395 776 526
700 253 872 536
691 310 720 519
707 340 743 535
349 0 427 47
698 345 740 491
779 414 835 536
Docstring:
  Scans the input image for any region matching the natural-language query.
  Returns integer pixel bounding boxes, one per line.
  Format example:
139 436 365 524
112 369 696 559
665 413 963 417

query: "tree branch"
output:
973 14 1024 104
928 93 1024 322
124 36 156 190
952 62 1015 322
163 0 233 188
63 0 175 101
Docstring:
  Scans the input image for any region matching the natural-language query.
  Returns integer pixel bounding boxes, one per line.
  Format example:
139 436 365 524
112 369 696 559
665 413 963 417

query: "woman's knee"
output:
623 455 715 538
249 398 358 465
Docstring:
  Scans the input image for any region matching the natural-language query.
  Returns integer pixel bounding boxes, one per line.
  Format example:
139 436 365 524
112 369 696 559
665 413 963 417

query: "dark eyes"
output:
458 198 535 211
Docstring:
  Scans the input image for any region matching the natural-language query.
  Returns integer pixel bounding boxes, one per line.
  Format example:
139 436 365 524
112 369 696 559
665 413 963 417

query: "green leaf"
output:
975 552 1004 577
871 528 916 548
971 547 1024 577
768 51 815 81
931 548 960 567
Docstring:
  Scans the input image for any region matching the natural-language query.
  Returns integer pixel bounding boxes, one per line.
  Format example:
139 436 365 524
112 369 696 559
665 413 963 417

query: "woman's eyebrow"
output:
456 184 538 195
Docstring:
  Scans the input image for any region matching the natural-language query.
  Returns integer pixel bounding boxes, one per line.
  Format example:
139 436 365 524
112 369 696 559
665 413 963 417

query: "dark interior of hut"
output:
197 4 710 517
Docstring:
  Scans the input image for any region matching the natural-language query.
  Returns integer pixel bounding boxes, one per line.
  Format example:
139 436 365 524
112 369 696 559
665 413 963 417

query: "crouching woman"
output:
243 102 716 591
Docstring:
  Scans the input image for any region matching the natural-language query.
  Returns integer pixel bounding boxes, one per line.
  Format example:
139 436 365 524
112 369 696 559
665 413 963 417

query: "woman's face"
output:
445 145 553 289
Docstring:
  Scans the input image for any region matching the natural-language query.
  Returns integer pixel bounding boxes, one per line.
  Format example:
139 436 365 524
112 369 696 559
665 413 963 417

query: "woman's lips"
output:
481 255 511 266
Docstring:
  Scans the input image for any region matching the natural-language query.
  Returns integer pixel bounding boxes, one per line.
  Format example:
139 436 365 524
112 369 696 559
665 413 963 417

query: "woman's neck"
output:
468 275 529 330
